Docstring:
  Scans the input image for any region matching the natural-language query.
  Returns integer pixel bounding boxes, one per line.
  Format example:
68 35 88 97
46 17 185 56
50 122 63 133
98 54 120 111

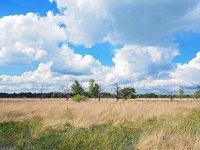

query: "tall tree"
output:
64 84 71 100
88 79 95 98
177 86 184 99
40 85 44 100
71 80 84 95
114 83 120 101
94 83 101 101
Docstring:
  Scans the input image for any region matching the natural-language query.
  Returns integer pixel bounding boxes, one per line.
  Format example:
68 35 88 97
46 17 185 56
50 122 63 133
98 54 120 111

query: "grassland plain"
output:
0 98 200 149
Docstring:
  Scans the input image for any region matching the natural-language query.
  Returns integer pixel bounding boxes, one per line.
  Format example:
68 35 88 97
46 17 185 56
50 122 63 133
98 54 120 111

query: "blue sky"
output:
0 0 116 74
173 31 200 63
0 0 198 70
0 0 59 17
0 0 200 93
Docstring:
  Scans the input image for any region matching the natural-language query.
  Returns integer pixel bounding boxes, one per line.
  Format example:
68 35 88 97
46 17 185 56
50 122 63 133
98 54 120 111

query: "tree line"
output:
0 79 200 100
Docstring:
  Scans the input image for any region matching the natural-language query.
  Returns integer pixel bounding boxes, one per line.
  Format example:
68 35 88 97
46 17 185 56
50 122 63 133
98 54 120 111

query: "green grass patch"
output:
32 125 141 150
0 117 42 149
0 120 142 150
178 110 200 136
1 110 200 149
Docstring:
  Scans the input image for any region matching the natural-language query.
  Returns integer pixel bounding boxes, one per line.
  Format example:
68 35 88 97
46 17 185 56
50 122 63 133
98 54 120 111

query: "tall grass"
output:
0 99 200 149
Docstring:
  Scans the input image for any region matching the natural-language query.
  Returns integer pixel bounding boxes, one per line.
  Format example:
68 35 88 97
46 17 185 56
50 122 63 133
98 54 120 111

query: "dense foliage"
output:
71 81 85 96
119 87 136 99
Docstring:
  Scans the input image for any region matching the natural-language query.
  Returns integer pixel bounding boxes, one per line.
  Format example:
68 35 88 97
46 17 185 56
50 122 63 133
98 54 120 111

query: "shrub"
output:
194 91 200 99
72 94 87 102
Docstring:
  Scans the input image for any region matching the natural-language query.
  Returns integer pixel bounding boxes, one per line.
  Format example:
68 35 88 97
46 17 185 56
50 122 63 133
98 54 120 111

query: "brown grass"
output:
1 98 200 149
0 98 198 128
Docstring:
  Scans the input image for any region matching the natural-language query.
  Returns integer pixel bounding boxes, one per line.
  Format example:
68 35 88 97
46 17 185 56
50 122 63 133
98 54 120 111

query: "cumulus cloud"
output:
111 45 179 82
0 44 199 93
0 11 66 65
132 52 200 93
0 62 53 85
0 0 200 93
0 61 110 92
0 11 107 75
50 0 200 46
170 52 200 86
52 44 107 75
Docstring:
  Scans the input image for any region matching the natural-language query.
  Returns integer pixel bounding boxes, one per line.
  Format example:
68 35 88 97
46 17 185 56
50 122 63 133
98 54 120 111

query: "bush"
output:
72 94 87 102
194 91 200 99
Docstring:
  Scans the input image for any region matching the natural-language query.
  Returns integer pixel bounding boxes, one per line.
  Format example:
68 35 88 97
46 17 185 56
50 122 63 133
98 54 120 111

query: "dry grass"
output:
136 132 200 150
1 98 200 149
0 98 198 128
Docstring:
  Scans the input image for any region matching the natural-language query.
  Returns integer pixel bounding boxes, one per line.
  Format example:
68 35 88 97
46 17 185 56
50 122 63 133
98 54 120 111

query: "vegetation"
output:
194 86 200 99
71 80 85 96
72 94 87 102
113 83 120 101
88 79 96 98
63 84 71 100
1 101 200 149
0 82 199 100
176 86 185 99
194 91 200 99
119 87 136 99
88 79 101 100
51 92 58 98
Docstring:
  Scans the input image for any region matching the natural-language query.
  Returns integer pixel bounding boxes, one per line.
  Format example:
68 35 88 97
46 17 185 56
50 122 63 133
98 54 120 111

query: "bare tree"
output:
40 85 44 100
95 83 101 102
169 91 175 101
170 92 173 101
64 84 71 101
114 83 120 101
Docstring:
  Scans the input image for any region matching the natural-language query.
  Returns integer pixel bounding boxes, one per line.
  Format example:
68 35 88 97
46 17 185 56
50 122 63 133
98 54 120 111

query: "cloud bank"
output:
0 0 200 93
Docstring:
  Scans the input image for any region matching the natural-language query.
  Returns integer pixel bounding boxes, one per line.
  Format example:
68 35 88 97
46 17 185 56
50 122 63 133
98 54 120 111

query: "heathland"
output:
0 98 200 149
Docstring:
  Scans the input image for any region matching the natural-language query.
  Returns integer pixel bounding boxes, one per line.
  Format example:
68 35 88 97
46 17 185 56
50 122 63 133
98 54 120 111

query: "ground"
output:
0 98 200 149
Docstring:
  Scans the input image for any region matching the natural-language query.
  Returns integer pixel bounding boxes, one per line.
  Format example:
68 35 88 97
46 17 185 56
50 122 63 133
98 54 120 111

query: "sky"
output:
0 0 200 94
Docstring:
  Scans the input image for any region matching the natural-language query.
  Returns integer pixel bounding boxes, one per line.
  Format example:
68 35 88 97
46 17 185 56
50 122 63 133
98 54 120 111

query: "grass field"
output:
0 98 200 149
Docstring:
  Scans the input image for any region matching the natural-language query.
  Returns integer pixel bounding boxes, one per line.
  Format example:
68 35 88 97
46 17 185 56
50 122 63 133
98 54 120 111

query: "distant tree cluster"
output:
0 82 200 101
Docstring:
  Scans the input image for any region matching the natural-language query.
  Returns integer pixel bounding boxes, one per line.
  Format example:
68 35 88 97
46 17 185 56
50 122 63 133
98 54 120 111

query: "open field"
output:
0 98 198 128
0 98 200 149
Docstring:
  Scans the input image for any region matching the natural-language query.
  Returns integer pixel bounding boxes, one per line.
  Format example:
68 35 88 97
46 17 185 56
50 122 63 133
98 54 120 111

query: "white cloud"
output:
111 45 179 82
0 12 66 65
50 0 200 46
132 52 200 93
0 1 200 93
52 44 107 75
170 52 200 86
0 46 199 93
0 62 53 85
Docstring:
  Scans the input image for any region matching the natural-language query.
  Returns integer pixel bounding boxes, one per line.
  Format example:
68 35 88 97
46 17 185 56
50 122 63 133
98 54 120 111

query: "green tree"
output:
194 86 200 99
51 92 57 98
120 87 136 99
71 80 84 95
94 83 101 101
177 86 184 99
197 86 200 91
88 79 95 98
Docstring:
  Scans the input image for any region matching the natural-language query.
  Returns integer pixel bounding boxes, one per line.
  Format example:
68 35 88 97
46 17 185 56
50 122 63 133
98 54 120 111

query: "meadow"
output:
0 98 200 149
